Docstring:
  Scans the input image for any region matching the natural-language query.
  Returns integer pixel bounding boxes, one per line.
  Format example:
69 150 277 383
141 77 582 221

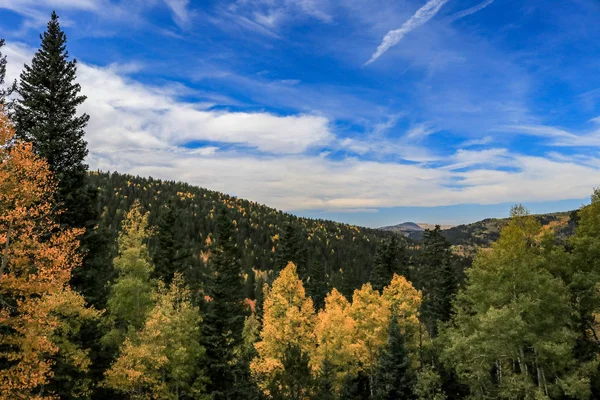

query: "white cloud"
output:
6 42 600 212
366 0 450 65
443 148 511 170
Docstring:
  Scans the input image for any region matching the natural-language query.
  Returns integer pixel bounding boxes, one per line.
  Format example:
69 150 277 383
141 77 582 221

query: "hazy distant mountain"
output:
379 221 424 234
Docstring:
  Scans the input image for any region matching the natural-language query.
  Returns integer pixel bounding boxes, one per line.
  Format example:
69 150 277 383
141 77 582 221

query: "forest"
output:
1 12 600 400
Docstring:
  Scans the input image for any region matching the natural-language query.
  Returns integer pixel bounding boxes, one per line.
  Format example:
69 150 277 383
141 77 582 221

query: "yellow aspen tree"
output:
313 288 356 393
349 283 391 389
0 109 99 400
382 274 423 363
250 262 317 396
104 273 206 400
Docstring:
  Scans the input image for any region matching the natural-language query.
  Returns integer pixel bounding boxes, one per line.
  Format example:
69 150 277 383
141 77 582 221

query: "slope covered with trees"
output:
88 170 396 299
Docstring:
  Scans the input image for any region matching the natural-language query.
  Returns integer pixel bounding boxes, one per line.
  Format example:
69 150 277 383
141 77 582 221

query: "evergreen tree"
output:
152 200 187 284
373 317 416 400
370 235 409 292
276 223 307 274
314 359 336 400
14 11 94 230
267 344 314 400
0 38 16 105
418 226 457 337
307 249 328 309
340 371 371 400
203 207 248 399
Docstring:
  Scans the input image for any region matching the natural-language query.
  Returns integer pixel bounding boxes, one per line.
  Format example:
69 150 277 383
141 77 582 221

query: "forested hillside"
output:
89 170 394 298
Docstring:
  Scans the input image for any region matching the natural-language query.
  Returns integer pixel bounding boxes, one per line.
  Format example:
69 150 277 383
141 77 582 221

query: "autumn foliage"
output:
251 262 422 398
0 109 99 399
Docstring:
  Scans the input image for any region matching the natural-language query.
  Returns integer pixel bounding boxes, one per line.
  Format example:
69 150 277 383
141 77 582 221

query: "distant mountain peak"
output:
379 222 424 233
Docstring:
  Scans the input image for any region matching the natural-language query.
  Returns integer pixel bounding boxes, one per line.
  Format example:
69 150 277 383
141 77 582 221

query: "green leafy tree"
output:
104 274 208 399
373 317 416 400
414 366 446 400
441 206 590 399
103 203 155 350
569 190 600 346
203 207 249 399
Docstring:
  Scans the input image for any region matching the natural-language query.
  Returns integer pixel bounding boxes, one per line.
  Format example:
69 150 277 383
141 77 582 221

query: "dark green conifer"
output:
418 226 458 337
0 38 16 105
203 207 249 399
340 370 371 399
370 235 409 292
374 317 416 400
268 344 314 400
14 11 94 230
152 200 187 284
13 12 106 310
276 223 307 275
307 250 328 309
314 358 336 400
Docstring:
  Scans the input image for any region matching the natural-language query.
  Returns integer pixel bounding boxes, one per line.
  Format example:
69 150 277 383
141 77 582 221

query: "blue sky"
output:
1 0 599 227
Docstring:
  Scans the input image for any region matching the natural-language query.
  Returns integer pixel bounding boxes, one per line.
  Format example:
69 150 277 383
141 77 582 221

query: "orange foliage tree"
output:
0 109 99 400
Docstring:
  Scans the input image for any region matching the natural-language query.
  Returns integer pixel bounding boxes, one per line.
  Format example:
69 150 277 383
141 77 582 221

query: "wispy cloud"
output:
450 0 495 21
461 136 494 147
163 0 191 27
366 0 450 65
226 0 332 34
405 122 438 139
506 123 600 147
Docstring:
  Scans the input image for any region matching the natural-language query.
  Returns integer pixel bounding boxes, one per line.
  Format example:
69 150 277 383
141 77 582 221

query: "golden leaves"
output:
251 260 423 397
0 109 99 400
250 262 316 394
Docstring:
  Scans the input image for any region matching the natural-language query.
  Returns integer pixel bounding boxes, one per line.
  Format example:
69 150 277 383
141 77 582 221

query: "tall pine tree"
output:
370 235 409 292
203 207 249 399
151 200 187 284
418 226 457 337
15 11 94 230
373 317 416 400
13 12 109 316
276 223 307 275
0 38 16 105
307 249 328 309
